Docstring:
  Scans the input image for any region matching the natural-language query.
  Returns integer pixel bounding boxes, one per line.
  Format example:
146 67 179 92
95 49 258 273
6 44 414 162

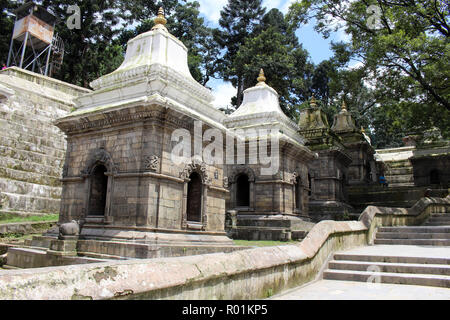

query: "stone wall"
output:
0 67 90 217
1 196 448 300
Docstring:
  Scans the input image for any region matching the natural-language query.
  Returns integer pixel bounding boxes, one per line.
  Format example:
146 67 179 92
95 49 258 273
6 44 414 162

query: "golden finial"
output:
257 68 266 85
342 100 347 111
152 7 167 30
310 94 317 108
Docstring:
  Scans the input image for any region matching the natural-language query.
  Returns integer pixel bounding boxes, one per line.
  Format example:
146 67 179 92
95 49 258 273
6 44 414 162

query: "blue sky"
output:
195 0 351 110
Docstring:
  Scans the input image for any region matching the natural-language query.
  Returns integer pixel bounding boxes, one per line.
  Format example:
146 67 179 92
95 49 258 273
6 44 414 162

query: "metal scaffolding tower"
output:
6 1 64 77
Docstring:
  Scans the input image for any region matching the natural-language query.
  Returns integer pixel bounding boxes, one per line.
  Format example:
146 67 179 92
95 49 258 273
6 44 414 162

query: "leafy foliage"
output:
288 0 450 147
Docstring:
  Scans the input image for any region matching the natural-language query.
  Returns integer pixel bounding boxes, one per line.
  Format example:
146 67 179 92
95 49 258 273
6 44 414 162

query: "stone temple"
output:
0 9 449 268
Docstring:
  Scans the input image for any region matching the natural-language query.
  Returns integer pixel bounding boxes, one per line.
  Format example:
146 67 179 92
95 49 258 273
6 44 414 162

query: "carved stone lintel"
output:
180 159 211 185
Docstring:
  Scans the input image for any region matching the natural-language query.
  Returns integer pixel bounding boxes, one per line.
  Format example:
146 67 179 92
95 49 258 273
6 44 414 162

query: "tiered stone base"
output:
4 227 244 269
231 214 315 241
308 201 355 222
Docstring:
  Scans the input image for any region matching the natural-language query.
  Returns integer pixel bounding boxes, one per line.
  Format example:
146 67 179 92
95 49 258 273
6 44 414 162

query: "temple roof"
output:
67 8 225 127
224 69 305 145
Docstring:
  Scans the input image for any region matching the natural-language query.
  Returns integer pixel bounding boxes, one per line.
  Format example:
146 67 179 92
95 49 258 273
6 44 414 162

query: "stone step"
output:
0 99 70 120
0 144 65 168
350 200 416 209
385 160 412 168
0 178 61 199
429 214 450 220
0 110 61 136
387 182 415 187
376 232 450 240
423 222 450 226
1 119 64 146
0 155 62 179
0 135 66 158
0 192 61 214
426 217 450 222
323 269 450 288
0 107 64 129
333 253 450 265
0 166 61 187
30 236 57 249
378 226 450 233
384 174 414 184
328 260 450 276
374 238 450 246
387 167 413 175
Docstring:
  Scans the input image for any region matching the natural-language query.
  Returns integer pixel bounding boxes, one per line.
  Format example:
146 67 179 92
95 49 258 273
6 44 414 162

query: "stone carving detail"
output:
223 177 229 189
291 172 298 184
59 220 81 238
144 155 160 171
180 159 211 184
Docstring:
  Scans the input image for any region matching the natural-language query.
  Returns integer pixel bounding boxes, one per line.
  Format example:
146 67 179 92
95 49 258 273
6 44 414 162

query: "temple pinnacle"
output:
257 68 266 85
152 7 167 30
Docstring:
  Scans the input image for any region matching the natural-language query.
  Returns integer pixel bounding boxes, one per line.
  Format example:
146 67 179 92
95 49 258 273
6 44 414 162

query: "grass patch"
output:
233 239 298 247
0 213 59 224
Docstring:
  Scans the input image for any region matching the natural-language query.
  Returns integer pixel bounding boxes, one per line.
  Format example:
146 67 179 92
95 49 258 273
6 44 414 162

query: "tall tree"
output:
288 0 450 144
0 0 20 67
214 0 266 107
39 0 124 87
234 8 313 117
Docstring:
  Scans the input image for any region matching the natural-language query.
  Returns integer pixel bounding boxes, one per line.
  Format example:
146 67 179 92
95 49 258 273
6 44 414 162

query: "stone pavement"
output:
271 245 450 300
270 279 450 300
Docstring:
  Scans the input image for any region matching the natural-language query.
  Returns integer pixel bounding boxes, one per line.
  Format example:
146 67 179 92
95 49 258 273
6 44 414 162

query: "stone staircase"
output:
423 212 450 226
0 68 88 216
374 226 450 246
323 248 450 288
384 159 414 187
323 212 450 288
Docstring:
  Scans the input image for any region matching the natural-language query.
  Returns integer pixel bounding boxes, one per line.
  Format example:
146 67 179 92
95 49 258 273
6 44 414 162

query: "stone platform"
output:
5 229 246 269
231 214 315 241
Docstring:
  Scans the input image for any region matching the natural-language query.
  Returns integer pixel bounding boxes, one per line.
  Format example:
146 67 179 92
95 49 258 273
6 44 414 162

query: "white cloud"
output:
196 0 296 25
279 0 296 14
348 61 364 69
336 29 351 42
211 81 236 110
196 0 228 24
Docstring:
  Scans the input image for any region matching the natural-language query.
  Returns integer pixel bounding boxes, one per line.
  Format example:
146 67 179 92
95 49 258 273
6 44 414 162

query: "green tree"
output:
39 0 124 87
234 8 313 117
0 0 20 67
288 0 450 145
214 0 266 106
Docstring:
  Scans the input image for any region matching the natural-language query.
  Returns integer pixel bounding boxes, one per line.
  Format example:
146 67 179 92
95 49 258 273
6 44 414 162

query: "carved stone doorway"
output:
187 172 203 222
236 174 250 207
88 165 108 216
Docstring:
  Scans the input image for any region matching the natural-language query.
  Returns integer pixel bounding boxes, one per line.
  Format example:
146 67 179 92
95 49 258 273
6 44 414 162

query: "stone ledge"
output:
0 196 448 299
